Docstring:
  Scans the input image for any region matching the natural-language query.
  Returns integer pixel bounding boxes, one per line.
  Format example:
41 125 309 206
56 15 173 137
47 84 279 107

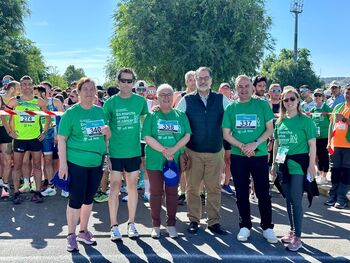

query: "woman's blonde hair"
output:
276 86 304 124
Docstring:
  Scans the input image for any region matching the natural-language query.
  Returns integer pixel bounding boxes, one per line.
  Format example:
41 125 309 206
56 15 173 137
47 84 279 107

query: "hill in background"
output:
321 77 350 88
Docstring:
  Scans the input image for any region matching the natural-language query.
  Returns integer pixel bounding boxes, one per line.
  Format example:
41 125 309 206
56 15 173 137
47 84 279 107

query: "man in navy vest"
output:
177 67 230 235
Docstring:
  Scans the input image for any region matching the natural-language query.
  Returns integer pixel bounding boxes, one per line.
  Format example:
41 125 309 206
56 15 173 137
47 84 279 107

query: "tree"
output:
46 66 68 88
63 65 86 84
261 48 323 89
109 0 272 89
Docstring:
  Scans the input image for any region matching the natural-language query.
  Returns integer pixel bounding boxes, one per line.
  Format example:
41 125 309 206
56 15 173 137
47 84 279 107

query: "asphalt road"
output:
0 189 349 263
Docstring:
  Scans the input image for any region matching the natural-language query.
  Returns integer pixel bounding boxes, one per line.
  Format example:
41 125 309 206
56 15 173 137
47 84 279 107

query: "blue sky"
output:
25 0 349 85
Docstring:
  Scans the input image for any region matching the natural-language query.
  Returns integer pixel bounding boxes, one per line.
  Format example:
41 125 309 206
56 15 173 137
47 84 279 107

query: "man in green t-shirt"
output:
103 68 149 240
222 75 277 244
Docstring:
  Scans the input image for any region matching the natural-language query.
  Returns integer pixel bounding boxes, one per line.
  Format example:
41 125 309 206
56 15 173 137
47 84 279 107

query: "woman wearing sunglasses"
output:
309 89 332 185
271 86 316 252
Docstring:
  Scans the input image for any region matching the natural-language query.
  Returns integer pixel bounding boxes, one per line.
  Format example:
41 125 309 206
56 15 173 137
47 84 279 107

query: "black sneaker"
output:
178 194 186 205
208 223 228 235
31 192 44 203
188 222 199 234
13 192 22 205
200 193 205 206
334 202 348 209
324 198 336 206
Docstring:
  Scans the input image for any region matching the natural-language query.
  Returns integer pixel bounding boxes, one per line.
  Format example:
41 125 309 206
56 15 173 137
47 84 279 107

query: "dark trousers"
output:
316 138 329 172
230 155 273 230
147 170 178 227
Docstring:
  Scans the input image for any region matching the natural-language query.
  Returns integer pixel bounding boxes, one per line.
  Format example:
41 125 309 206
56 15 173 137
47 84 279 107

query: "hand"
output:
38 132 46 141
101 125 111 139
270 164 277 179
152 105 160 112
307 165 317 180
335 113 345 122
58 162 68 179
242 142 257 157
8 130 17 139
267 139 274 151
162 147 174 160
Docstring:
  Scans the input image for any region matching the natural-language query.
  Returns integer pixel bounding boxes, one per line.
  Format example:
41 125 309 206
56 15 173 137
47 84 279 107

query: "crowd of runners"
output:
0 67 349 253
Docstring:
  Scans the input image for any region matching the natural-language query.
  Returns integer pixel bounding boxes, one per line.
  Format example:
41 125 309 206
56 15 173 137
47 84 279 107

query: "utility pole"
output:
290 0 303 63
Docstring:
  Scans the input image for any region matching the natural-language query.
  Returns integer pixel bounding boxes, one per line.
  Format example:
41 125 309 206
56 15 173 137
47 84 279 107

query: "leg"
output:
165 183 178 226
43 154 54 182
30 151 43 192
147 170 164 227
108 171 123 226
13 152 25 192
125 171 139 223
0 143 12 185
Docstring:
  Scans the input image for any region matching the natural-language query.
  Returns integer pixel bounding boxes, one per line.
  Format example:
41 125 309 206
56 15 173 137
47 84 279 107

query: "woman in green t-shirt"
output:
142 84 191 238
58 77 111 252
310 88 332 184
271 86 316 252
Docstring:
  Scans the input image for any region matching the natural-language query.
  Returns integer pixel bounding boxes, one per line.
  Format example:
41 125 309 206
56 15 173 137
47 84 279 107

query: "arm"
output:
38 98 51 141
57 135 68 179
144 136 169 158
223 128 244 149
270 138 279 177
164 134 191 157
307 138 317 179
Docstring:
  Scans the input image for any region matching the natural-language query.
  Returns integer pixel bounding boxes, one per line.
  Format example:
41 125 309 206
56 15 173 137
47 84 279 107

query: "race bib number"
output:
85 120 104 137
19 115 35 123
158 120 179 133
236 114 257 129
275 147 289 164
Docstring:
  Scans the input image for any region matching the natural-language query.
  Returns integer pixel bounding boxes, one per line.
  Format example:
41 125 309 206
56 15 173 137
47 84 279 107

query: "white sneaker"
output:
127 223 139 238
41 186 57 197
120 185 128 194
166 226 178 238
151 227 160 238
263 228 278 244
111 225 122 241
237 227 250 242
122 195 128 202
316 177 327 185
61 190 69 198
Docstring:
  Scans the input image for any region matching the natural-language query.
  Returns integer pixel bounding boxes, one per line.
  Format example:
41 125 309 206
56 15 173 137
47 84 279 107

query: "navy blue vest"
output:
185 90 224 153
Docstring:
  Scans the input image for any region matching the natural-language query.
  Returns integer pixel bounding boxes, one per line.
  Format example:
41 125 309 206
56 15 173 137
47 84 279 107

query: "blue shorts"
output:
42 138 55 155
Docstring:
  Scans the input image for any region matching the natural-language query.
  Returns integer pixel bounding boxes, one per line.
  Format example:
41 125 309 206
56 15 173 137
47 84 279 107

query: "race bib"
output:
275 147 289 164
316 127 321 137
335 122 346 131
19 115 35 123
236 114 257 129
85 120 105 137
158 120 179 133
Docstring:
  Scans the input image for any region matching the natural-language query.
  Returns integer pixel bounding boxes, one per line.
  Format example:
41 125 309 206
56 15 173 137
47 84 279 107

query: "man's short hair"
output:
195 67 212 78
35 85 46 95
235 75 252 88
116 68 136 80
40 81 53 89
20 75 33 83
184 70 196 83
252 75 267 87
107 86 119 97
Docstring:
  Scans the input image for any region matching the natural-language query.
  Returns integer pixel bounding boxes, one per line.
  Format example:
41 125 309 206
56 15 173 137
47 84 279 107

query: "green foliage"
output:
63 65 86 84
261 48 324 89
46 66 68 89
104 56 118 82
110 0 272 89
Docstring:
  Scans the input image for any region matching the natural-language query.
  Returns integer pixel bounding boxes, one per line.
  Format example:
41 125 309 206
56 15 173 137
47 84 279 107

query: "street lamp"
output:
290 0 303 63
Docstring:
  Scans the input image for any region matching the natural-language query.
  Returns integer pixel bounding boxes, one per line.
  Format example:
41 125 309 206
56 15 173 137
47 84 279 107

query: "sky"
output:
24 0 350 85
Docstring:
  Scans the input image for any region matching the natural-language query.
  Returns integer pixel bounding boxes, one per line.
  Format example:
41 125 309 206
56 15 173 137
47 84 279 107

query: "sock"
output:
23 177 30 184
144 179 150 194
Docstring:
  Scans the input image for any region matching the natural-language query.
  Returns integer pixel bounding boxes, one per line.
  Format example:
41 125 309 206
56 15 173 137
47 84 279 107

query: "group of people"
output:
0 67 349 253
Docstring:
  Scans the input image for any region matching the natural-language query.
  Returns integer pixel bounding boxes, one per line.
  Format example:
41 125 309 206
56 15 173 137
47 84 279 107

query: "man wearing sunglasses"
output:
300 85 316 113
104 68 149 240
327 81 345 109
223 75 277 244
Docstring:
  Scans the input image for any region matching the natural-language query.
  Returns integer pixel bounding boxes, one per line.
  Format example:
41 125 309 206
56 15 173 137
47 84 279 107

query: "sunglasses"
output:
272 89 281 93
282 97 297 103
314 94 323 97
136 87 146 93
119 78 134 84
2 79 11 84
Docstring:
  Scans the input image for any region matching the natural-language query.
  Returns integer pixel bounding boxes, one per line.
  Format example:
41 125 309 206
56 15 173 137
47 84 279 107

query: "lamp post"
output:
290 0 303 63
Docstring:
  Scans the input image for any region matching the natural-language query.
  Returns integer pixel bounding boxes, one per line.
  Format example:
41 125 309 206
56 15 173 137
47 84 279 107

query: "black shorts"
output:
110 156 141 173
0 126 12 144
141 142 146 157
223 140 231 151
52 144 59 160
13 138 42 153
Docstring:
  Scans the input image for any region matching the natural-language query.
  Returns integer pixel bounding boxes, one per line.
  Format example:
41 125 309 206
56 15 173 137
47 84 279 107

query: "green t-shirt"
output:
58 104 107 167
103 94 148 158
13 97 41 140
222 98 274 156
274 114 316 174
142 109 192 170
310 103 331 139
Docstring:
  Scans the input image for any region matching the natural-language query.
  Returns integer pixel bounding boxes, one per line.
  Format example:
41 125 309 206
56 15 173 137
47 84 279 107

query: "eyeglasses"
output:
282 97 297 103
314 94 323 97
2 79 11 84
119 78 134 84
148 89 155 94
158 93 173 98
196 76 211 82
272 89 281 93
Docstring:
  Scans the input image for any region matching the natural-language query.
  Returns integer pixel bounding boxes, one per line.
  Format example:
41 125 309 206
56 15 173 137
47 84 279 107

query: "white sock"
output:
23 177 30 184
144 179 150 194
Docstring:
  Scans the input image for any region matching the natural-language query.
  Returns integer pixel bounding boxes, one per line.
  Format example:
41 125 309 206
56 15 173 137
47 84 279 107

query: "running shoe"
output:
77 231 97 245
122 195 128 202
94 192 108 203
166 226 178 238
178 193 186 205
30 181 36 192
334 202 348 209
1 186 10 199
13 192 22 205
143 192 150 202
111 225 122 241
221 184 236 195
61 190 69 198
127 223 139 238
31 192 44 203
137 173 144 190
287 236 302 252
67 233 79 252
19 182 30 193
281 230 294 243
316 176 327 185
237 227 250 242
120 185 128 194
263 228 278 244
41 185 57 197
